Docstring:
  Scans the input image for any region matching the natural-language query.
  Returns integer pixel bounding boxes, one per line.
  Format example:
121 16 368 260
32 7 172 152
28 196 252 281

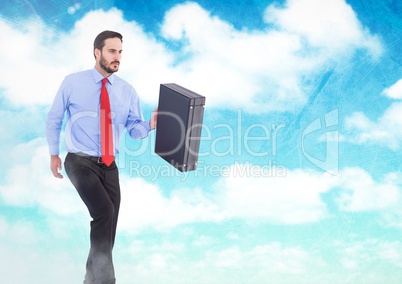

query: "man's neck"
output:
95 64 112 78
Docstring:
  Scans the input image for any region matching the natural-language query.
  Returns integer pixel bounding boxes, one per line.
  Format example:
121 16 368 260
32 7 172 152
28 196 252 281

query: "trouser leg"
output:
64 153 120 284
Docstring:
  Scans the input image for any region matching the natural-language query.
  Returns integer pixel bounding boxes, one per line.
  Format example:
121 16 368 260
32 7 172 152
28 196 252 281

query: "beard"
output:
100 54 120 74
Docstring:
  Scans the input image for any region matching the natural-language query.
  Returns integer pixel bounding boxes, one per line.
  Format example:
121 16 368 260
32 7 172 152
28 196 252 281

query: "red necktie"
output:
100 78 114 166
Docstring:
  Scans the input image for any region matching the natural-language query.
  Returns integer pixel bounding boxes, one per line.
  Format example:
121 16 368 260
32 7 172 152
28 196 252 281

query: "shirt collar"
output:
91 68 115 85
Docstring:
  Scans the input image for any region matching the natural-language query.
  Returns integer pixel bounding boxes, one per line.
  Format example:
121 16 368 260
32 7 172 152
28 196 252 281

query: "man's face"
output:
97 37 122 74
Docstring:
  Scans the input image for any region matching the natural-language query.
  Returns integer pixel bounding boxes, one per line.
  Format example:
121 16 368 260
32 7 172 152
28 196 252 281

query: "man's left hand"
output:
150 107 158 130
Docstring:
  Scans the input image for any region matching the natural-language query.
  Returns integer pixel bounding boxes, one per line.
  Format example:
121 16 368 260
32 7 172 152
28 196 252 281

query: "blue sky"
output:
1 0 402 283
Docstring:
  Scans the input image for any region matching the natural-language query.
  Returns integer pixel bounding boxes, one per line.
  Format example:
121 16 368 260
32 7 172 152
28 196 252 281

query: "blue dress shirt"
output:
46 68 151 156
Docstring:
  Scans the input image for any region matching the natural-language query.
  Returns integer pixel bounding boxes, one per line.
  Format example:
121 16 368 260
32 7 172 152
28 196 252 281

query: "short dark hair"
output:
93 30 123 58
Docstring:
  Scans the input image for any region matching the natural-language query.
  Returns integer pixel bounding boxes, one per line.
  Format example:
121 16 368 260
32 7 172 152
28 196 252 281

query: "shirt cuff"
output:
48 144 60 156
145 120 152 132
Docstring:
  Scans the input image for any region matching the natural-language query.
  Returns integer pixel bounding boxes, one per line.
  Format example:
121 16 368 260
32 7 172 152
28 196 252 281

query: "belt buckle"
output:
97 157 103 164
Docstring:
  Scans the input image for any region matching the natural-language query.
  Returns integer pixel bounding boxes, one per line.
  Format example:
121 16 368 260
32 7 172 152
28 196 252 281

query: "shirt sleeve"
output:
125 88 152 139
45 77 70 155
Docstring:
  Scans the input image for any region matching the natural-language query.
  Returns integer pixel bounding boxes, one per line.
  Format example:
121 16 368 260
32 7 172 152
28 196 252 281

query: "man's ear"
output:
94 48 101 59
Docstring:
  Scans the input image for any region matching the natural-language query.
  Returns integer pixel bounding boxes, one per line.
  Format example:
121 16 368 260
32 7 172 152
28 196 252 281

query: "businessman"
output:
46 30 157 284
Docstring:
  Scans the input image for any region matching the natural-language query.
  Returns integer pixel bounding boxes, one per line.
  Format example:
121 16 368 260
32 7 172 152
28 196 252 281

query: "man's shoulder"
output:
113 75 137 91
65 69 92 80
113 75 139 100
113 74 131 86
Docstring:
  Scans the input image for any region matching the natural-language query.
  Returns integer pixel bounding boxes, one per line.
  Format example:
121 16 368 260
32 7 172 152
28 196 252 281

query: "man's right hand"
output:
50 155 63 179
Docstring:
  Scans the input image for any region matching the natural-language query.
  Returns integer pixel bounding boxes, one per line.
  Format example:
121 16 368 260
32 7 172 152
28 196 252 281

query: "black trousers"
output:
65 153 120 284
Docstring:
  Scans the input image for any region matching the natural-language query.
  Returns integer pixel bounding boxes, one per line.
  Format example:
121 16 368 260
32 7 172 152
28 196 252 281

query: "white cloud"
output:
215 164 334 223
118 163 402 231
382 78 402 99
345 101 402 150
0 1 382 113
118 178 225 233
205 244 313 274
0 216 7 236
161 0 382 112
213 164 402 225
334 239 402 272
116 239 322 284
0 216 83 284
0 19 71 106
344 79 402 149
0 138 86 215
115 237 402 283
334 167 401 212
265 0 382 57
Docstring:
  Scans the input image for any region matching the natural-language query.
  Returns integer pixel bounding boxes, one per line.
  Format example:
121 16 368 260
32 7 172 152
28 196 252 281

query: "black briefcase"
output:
155 83 206 172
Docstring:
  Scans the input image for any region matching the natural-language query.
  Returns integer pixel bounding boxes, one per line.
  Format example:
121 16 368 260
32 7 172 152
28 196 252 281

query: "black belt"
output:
72 152 105 164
